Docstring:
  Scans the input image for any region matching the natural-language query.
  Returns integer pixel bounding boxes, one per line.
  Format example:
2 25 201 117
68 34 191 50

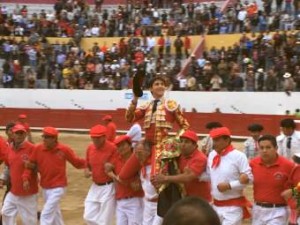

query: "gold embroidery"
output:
165 99 178 112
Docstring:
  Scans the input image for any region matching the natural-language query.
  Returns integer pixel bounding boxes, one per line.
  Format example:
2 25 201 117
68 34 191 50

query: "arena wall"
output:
0 89 299 136
7 33 288 52
5 35 227 52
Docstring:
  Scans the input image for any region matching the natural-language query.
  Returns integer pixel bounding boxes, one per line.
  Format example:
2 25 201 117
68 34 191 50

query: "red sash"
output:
214 196 252 219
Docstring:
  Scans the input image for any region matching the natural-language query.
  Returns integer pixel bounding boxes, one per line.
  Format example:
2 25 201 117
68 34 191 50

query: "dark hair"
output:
163 197 221 225
5 122 15 132
247 123 264 132
293 154 300 164
205 122 223 130
280 118 296 129
258 134 277 148
148 76 166 88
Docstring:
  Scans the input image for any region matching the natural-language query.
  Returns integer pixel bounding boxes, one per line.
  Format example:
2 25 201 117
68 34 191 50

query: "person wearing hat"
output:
256 68 265 91
201 122 223 156
205 127 252 225
244 123 264 159
250 135 294 225
22 126 86 225
102 114 117 142
276 118 300 160
1 124 38 225
283 72 296 92
282 152 300 225
153 130 211 202
16 114 33 143
104 135 143 225
83 124 117 225
125 76 189 177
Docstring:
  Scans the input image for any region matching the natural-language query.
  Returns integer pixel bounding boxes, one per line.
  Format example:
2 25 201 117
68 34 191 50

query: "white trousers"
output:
252 205 288 225
213 205 243 225
1 192 38 225
116 197 143 225
83 183 116 225
116 198 143 225
142 199 162 225
40 187 65 225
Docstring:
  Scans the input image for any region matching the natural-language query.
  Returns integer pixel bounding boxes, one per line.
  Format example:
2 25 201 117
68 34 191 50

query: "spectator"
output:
201 121 223 156
162 197 221 225
277 118 300 160
244 123 264 159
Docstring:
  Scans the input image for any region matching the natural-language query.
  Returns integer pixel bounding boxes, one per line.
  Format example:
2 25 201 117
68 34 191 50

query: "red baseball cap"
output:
12 124 27 133
114 135 131 145
102 115 112 121
210 127 231 139
43 126 59 136
18 114 27 119
90 125 107 137
180 130 198 143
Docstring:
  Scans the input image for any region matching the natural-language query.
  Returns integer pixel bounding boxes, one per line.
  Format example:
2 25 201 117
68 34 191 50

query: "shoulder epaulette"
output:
165 99 179 112
138 101 151 110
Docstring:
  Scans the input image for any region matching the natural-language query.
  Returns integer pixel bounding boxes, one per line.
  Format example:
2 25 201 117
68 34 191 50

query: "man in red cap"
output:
83 124 117 225
104 135 143 225
152 130 211 201
22 126 86 225
102 114 117 142
1 124 38 225
251 135 294 225
205 127 252 225
16 114 33 143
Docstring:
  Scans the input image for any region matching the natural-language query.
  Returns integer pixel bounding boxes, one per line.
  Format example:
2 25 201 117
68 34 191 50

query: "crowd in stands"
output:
185 30 300 92
1 0 300 38
0 0 300 91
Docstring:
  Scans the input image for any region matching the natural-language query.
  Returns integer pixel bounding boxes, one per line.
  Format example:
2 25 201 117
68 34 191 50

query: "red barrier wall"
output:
0 108 296 136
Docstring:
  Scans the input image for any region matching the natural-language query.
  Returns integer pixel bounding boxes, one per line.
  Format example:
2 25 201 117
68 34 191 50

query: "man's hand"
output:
0 179 5 189
217 182 231 192
151 174 168 187
23 180 30 191
130 180 142 191
239 173 249 184
24 160 36 170
281 189 292 200
84 169 92 178
113 175 121 183
104 163 114 173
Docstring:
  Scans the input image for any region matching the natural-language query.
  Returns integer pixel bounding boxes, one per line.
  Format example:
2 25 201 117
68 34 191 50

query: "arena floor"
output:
0 132 252 225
